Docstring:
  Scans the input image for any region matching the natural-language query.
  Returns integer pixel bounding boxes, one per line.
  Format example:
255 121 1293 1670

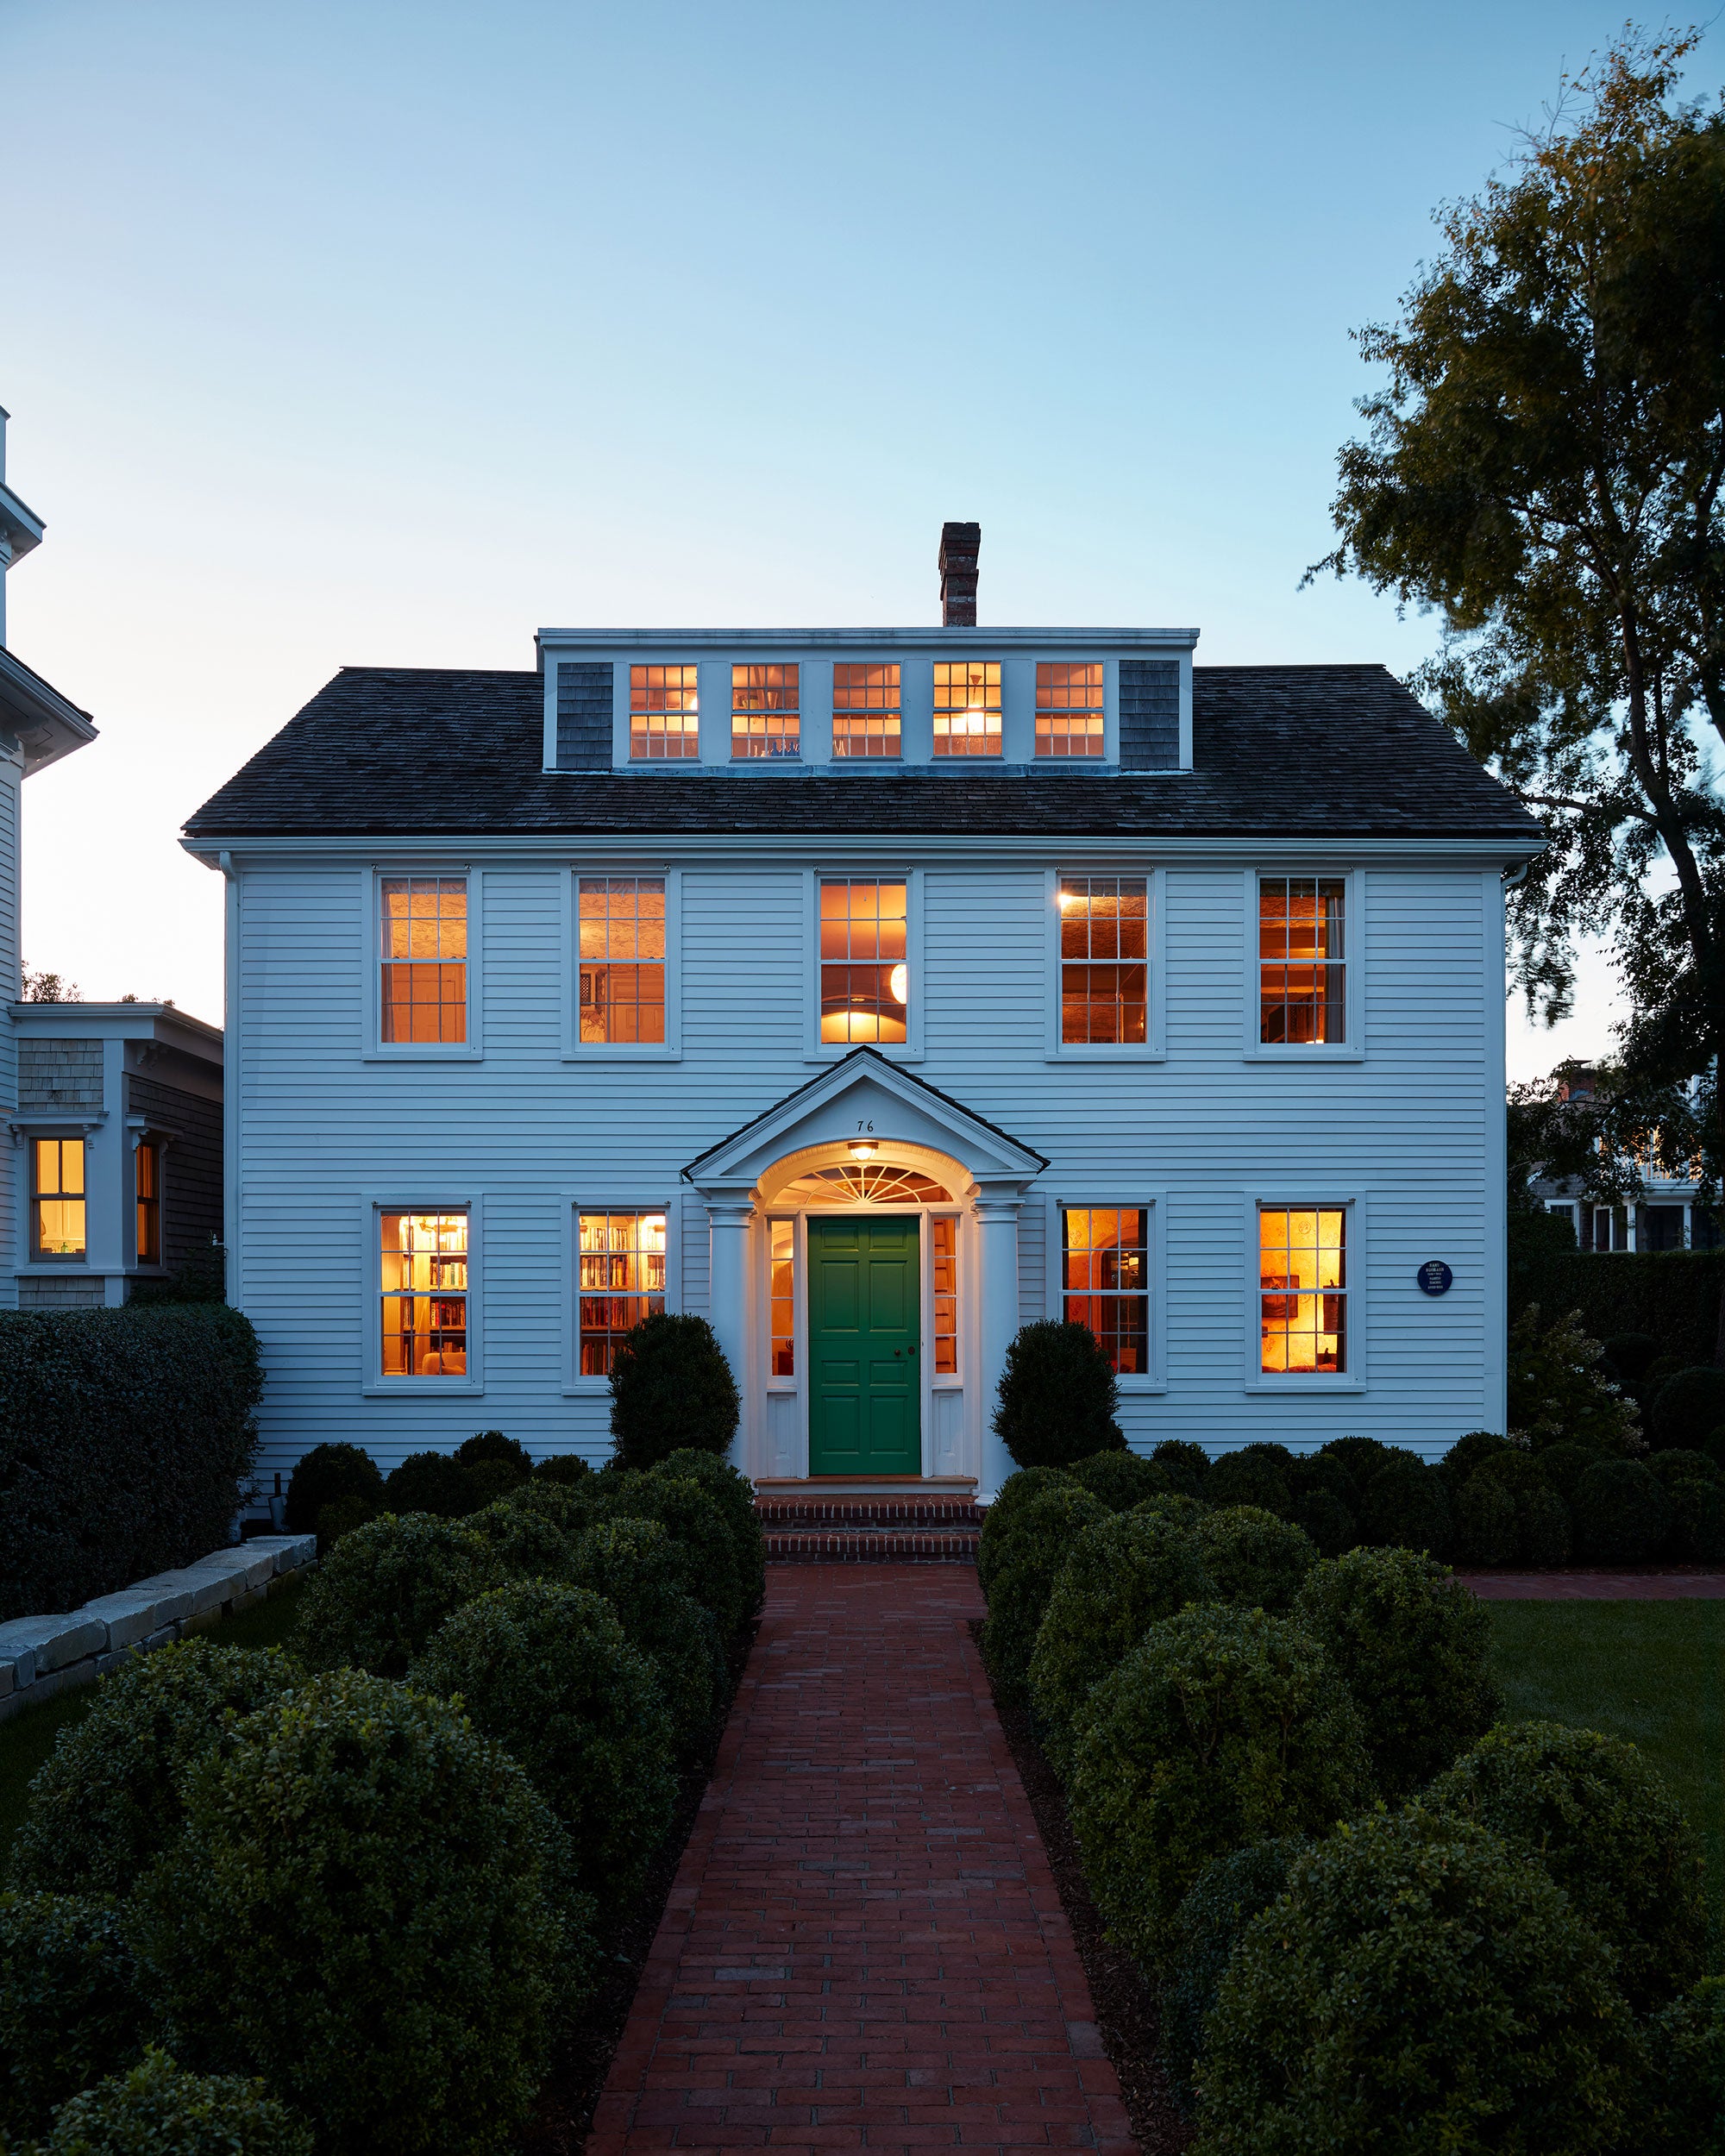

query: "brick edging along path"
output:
589 1563 1134 2155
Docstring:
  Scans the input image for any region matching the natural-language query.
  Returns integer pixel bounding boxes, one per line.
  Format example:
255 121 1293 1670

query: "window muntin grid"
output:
933 660 1001 756
380 1210 468 1376
1036 662 1105 757
1063 1208 1149 1375
33 1138 85 1259
731 663 800 758
831 663 900 758
932 1215 957 1376
1258 1207 1346 1373
1259 877 1346 1044
380 876 467 1044
1059 876 1148 1044
135 1140 161 1266
819 880 908 1043
770 1219 794 1376
630 664 700 761
578 876 666 1044
578 1211 667 1376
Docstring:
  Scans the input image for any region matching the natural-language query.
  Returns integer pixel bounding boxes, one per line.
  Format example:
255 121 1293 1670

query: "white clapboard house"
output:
184 526 1542 1497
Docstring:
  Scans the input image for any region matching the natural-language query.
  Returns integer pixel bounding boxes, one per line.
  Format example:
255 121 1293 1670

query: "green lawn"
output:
1489 1598 1725 1945
0 1575 307 1865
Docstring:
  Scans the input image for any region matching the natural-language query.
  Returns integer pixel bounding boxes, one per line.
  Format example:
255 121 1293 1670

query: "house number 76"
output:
856 1121 873 1132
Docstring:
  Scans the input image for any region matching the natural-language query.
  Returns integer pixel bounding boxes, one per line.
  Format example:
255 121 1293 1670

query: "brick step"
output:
763 1527 980 1564
755 1500 986 1530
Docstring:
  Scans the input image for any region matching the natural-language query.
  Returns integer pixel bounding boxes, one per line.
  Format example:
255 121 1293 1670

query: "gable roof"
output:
182 661 1542 844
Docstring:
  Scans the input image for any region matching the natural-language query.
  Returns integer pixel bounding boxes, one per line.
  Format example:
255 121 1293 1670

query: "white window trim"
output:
1240 867 1364 1062
363 866 483 1062
1046 1191 1168 1391
561 867 682 1061
361 1193 484 1396
561 1194 680 1395
1240 1188 1365 1394
1044 867 1168 1061
614 661 705 767
1031 659 1112 763
803 867 925 1062
22 1129 95 1268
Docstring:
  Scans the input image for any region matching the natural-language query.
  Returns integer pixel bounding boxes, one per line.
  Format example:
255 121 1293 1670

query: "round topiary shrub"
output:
41 2046 313 2156
1027 1511 1215 1774
1518 1483 1573 1565
651 1448 767 1619
9 1641 300 1898
1640 1977 1725 2156
314 1493 373 1547
1422 1719 1707 2012
1291 1545 1499 1797
1151 1439 1210 1499
1599 1332 1660 1387
1161 1837 1310 2118
1358 1454 1452 1557
1190 1506 1317 1614
1290 1489 1356 1557
1065 1604 1373 1969
411 1581 676 1915
1649 1448 1722 1490
131 1670 583 2156
980 1483 1109 1698
382 1450 480 1519
1438 1430 1513 1489
467 1495 582 1584
610 1313 739 1470
501 1475 615 1537
991 1320 1123 1469
457 1429 532 1477
978 1467 1072 1592
533 1454 593 1485
1536 1437 1606 1502
292 1513 504 1678
283 1442 385 1538
1204 1451 1293 1518
1132 1491 1212 1535
1316 1434 1394 1487
0 1895 151 2140
1571 1457 1671 1564
610 1472 746 1639
1455 1469 1518 1564
1664 1475 1725 1563
1065 1449 1173 1511
1652 1366 1725 1451
1193 1809 1640 2154
568 1515 724 1756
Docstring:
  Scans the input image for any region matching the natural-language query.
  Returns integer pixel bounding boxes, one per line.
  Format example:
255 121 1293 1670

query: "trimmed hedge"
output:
566 1517 724 1758
1358 1454 1452 1557
609 1313 739 1469
292 1514 504 1678
1190 1506 1317 1614
979 1483 1109 1698
977 1467 1074 1592
1193 1810 1640 2154
1652 1365 1725 1450
0 1894 151 2140
1065 1604 1373 1969
467 1495 582 1584
1064 1449 1176 1511
382 1451 480 1519
1161 1838 1308 2117
651 1448 767 1620
609 1471 747 1639
1205 1446 1294 1518
283 1443 384 1539
1571 1457 1671 1563
0 1305 263 1620
1150 1439 1211 1499
40 2046 313 2156
1507 1237 1725 1369
991 1321 1123 1468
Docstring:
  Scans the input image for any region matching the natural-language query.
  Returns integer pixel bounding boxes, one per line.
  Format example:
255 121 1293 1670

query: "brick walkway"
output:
1456 1569 1725 1600
589 1564 1134 2156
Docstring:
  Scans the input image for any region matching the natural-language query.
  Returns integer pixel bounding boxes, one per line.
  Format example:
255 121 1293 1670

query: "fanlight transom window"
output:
784 1163 951 1206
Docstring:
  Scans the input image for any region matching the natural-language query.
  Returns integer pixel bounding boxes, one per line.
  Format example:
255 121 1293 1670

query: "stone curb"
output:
0 1533 317 1722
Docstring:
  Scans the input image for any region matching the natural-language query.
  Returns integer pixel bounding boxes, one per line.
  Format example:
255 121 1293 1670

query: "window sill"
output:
1243 1046 1364 1063
20 1259 92 1270
562 1047 682 1063
1045 1048 1167 1063
362 1048 483 1064
1116 1377 1170 1395
805 1045 923 1065
561 1377 614 1397
1242 1376 1365 1394
362 1378 485 1397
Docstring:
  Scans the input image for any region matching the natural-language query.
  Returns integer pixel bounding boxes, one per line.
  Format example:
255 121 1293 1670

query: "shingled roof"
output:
182 662 1542 844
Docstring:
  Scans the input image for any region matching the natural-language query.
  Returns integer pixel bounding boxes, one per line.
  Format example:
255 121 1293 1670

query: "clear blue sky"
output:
3 0 1684 1063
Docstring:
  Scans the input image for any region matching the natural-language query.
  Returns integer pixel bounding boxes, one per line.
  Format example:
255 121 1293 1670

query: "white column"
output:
704 1196 755 1473
974 1192 1024 1501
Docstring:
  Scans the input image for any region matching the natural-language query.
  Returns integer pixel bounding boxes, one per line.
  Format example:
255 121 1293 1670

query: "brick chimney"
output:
938 522 980 628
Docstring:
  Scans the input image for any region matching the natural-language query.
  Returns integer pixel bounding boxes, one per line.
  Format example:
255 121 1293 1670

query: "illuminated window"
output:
932 1215 957 1375
783 1164 950 1205
33 1138 85 1259
380 1211 468 1376
1063 1209 1149 1375
1036 662 1104 756
732 664 799 758
135 1141 161 1265
819 880 907 1043
770 1219 794 1376
578 1211 667 1375
831 663 900 758
933 660 1001 755
579 876 665 1044
1259 877 1346 1044
1258 1208 1346 1373
630 664 700 760
380 876 467 1044
1059 876 1148 1044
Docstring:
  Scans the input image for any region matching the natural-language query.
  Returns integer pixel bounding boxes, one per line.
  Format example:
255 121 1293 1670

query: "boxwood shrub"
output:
1204 1450 1294 1518
977 1467 1072 1592
1065 1449 1176 1511
1131 1491 1212 1536
40 2046 313 2156
1151 1439 1211 1499
567 1517 724 1758
1664 1472 1725 1563
381 1450 480 1519
532 1454 593 1485
1160 1837 1309 2117
610 1472 747 1639
1291 1546 1499 1798
1438 1430 1514 1489
1193 1810 1640 2155
1026 1511 1214 1774
131 1670 582 2156
1571 1457 1671 1564
610 1313 739 1469
1640 1977 1725 2155
411 1581 676 1916
979 1483 1108 1699
292 1514 504 1678
991 1320 1123 1468
1190 1506 1317 1614
283 1442 385 1538
1651 1365 1725 1450
1315 1434 1395 1488
0 1894 152 2140
9 1642 300 1898
0 1305 263 1620
1358 1454 1452 1557
1534 1438 1605 1503
1454 1470 1519 1564
467 1495 582 1584
1065 1604 1373 1969
651 1448 767 1619
1421 1719 1707 2012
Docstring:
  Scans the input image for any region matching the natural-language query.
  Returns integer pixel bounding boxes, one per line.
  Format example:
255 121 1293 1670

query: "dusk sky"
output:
3 0 1690 1070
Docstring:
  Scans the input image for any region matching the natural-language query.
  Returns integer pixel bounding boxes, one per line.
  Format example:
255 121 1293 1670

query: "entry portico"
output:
684 1049 1046 1494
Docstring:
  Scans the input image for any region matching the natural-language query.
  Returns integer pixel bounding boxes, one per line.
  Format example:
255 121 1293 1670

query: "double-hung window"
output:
1259 876 1346 1044
578 1211 667 1374
1062 1207 1149 1375
819 879 907 1044
933 661 1000 755
135 1140 161 1265
380 1210 468 1376
380 875 467 1044
630 665 699 760
732 664 799 757
831 663 900 757
1058 876 1148 1044
579 876 666 1044
33 1138 85 1260
1258 1206 1346 1373
1037 662 1104 756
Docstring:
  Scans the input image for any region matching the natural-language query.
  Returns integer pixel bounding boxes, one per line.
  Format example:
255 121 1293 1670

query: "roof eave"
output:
0 647 98 774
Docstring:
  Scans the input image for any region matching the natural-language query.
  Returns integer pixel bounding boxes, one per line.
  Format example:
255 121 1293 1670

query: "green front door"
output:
807 1215 920 1476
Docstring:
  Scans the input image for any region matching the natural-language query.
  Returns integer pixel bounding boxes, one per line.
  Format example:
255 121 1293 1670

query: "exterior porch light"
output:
849 1138 879 1161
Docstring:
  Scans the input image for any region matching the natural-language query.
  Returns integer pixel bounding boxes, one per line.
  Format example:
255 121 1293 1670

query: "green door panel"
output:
807 1215 920 1476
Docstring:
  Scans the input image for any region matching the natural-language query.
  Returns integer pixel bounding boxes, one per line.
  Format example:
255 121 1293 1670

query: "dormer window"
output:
1037 662 1104 756
731 664 799 758
630 665 699 761
933 661 1000 756
831 664 900 758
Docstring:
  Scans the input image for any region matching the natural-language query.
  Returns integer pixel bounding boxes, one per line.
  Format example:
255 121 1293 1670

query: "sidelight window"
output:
1062 1208 1149 1375
578 1211 667 1375
770 1219 794 1376
1059 876 1148 1044
380 1210 468 1376
819 879 908 1043
630 664 700 760
1259 876 1346 1044
1036 662 1105 757
831 663 900 758
933 660 1001 756
1258 1207 1346 1373
380 876 467 1044
932 1216 957 1375
579 876 666 1044
732 664 799 758
33 1138 85 1259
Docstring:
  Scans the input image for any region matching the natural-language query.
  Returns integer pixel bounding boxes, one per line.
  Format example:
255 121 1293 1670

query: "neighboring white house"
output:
184 525 1543 1495
1534 1065 1722 1255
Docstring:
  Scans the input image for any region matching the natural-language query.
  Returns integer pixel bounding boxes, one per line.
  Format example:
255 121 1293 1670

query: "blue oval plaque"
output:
1417 1261 1454 1297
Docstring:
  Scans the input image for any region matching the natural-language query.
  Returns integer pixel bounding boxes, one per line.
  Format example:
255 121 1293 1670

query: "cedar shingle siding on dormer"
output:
556 662 612 769
19 1038 103 1113
1118 660 1180 770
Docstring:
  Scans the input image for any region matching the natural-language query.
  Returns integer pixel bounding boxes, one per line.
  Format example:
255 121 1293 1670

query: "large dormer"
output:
536 523 1196 777
0 405 97 775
